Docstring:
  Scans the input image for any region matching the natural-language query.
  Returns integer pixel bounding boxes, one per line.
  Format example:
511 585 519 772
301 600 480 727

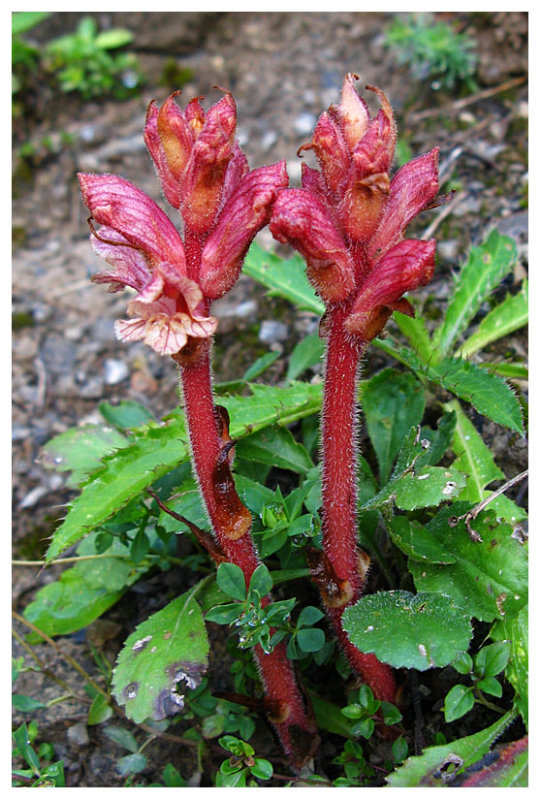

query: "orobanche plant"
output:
22 74 527 785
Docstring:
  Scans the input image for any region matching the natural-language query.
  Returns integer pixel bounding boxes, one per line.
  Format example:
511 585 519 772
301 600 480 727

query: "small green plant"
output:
12 11 50 104
216 736 274 786
43 16 142 99
12 721 65 787
384 13 478 91
444 641 512 722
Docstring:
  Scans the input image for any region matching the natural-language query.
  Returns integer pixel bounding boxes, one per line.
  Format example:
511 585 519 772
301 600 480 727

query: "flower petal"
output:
299 111 350 195
78 173 187 274
89 225 151 292
200 160 289 299
368 148 439 259
270 188 355 303
330 73 370 153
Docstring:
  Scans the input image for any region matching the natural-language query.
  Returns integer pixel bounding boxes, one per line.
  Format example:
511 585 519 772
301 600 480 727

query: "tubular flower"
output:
270 73 439 341
79 89 288 358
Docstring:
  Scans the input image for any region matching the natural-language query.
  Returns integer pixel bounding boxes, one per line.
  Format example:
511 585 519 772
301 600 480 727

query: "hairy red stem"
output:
174 231 318 768
319 302 396 702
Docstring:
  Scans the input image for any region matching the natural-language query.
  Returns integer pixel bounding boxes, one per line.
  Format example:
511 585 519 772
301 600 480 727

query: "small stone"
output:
293 111 317 137
67 722 89 748
259 320 289 344
235 300 258 319
104 359 129 385
260 130 278 152
438 240 460 262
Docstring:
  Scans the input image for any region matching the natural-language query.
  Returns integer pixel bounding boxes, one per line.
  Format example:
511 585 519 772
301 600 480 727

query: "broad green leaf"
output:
387 517 457 564
417 409 457 467
104 724 139 752
112 584 209 723
308 693 356 739
362 464 465 511
39 424 128 487
12 695 47 712
409 504 528 622
459 279 528 358
296 627 326 653
446 400 526 522
12 11 50 34
429 357 523 433
243 242 324 314
287 332 325 380
249 564 273 598
87 694 114 725
386 710 517 786
23 532 147 639
433 229 518 357
45 382 322 562
453 737 528 787
235 425 313 473
362 369 425 484
216 563 247 601
475 641 511 678
491 605 528 726
117 753 147 777
242 351 280 381
99 400 154 430
342 590 472 670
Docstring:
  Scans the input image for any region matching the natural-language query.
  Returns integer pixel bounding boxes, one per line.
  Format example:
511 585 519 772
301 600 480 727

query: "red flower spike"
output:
200 160 289 299
270 75 440 706
270 188 355 303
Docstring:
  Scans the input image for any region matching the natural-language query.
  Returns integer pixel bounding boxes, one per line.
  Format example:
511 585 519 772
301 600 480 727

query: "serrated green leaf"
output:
429 357 523 433
491 605 528 726
362 369 426 484
386 710 517 786
99 400 154 430
38 424 128 487
342 590 472 670
446 400 526 522
287 332 325 380
45 382 322 562
393 310 433 363
362 465 465 511
112 585 209 724
434 229 518 357
409 504 528 622
243 242 324 314
455 737 528 787
387 517 457 564
235 424 313 474
459 279 528 358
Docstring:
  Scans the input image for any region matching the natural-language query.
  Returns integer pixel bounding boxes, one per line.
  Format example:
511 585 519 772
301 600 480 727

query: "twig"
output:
412 76 527 121
422 190 468 241
12 627 89 703
12 610 110 701
448 470 528 541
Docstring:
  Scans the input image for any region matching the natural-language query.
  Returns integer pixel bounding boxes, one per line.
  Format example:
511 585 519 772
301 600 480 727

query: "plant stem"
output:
318 302 397 703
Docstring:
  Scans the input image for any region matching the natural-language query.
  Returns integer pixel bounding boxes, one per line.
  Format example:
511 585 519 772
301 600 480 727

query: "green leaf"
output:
12 695 46 713
250 758 274 780
409 505 528 622
444 684 475 722
87 694 113 725
248 564 273 598
94 29 134 49
491 606 528 726
429 357 523 434
216 563 247 602
386 709 517 786
433 229 518 358
454 737 528 787
112 585 209 723
459 279 528 358
45 382 322 562
475 641 511 678
242 351 280 381
235 425 313 474
363 464 465 511
445 400 526 522
243 242 324 314
417 410 457 467
12 11 50 35
287 332 325 380
297 606 325 628
38 424 128 486
99 400 154 429
387 517 457 564
362 369 426 484
342 590 472 670
104 725 139 753
117 752 148 776
392 310 433 363
476 677 502 697
309 693 357 739
205 603 242 625
296 627 326 653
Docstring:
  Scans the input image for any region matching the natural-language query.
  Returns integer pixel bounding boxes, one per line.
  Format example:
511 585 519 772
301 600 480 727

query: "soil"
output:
12 11 528 787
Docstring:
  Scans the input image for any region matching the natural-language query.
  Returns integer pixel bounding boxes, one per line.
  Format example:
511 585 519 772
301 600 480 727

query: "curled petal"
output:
156 92 193 180
200 160 289 299
180 92 237 233
330 73 370 153
299 111 350 195
270 188 355 303
78 173 186 275
365 86 397 168
221 143 250 206
348 238 436 319
369 148 440 259
89 225 151 292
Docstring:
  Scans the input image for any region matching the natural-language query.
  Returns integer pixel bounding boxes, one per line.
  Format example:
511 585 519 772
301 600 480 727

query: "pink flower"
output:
270 74 439 340
79 90 288 357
